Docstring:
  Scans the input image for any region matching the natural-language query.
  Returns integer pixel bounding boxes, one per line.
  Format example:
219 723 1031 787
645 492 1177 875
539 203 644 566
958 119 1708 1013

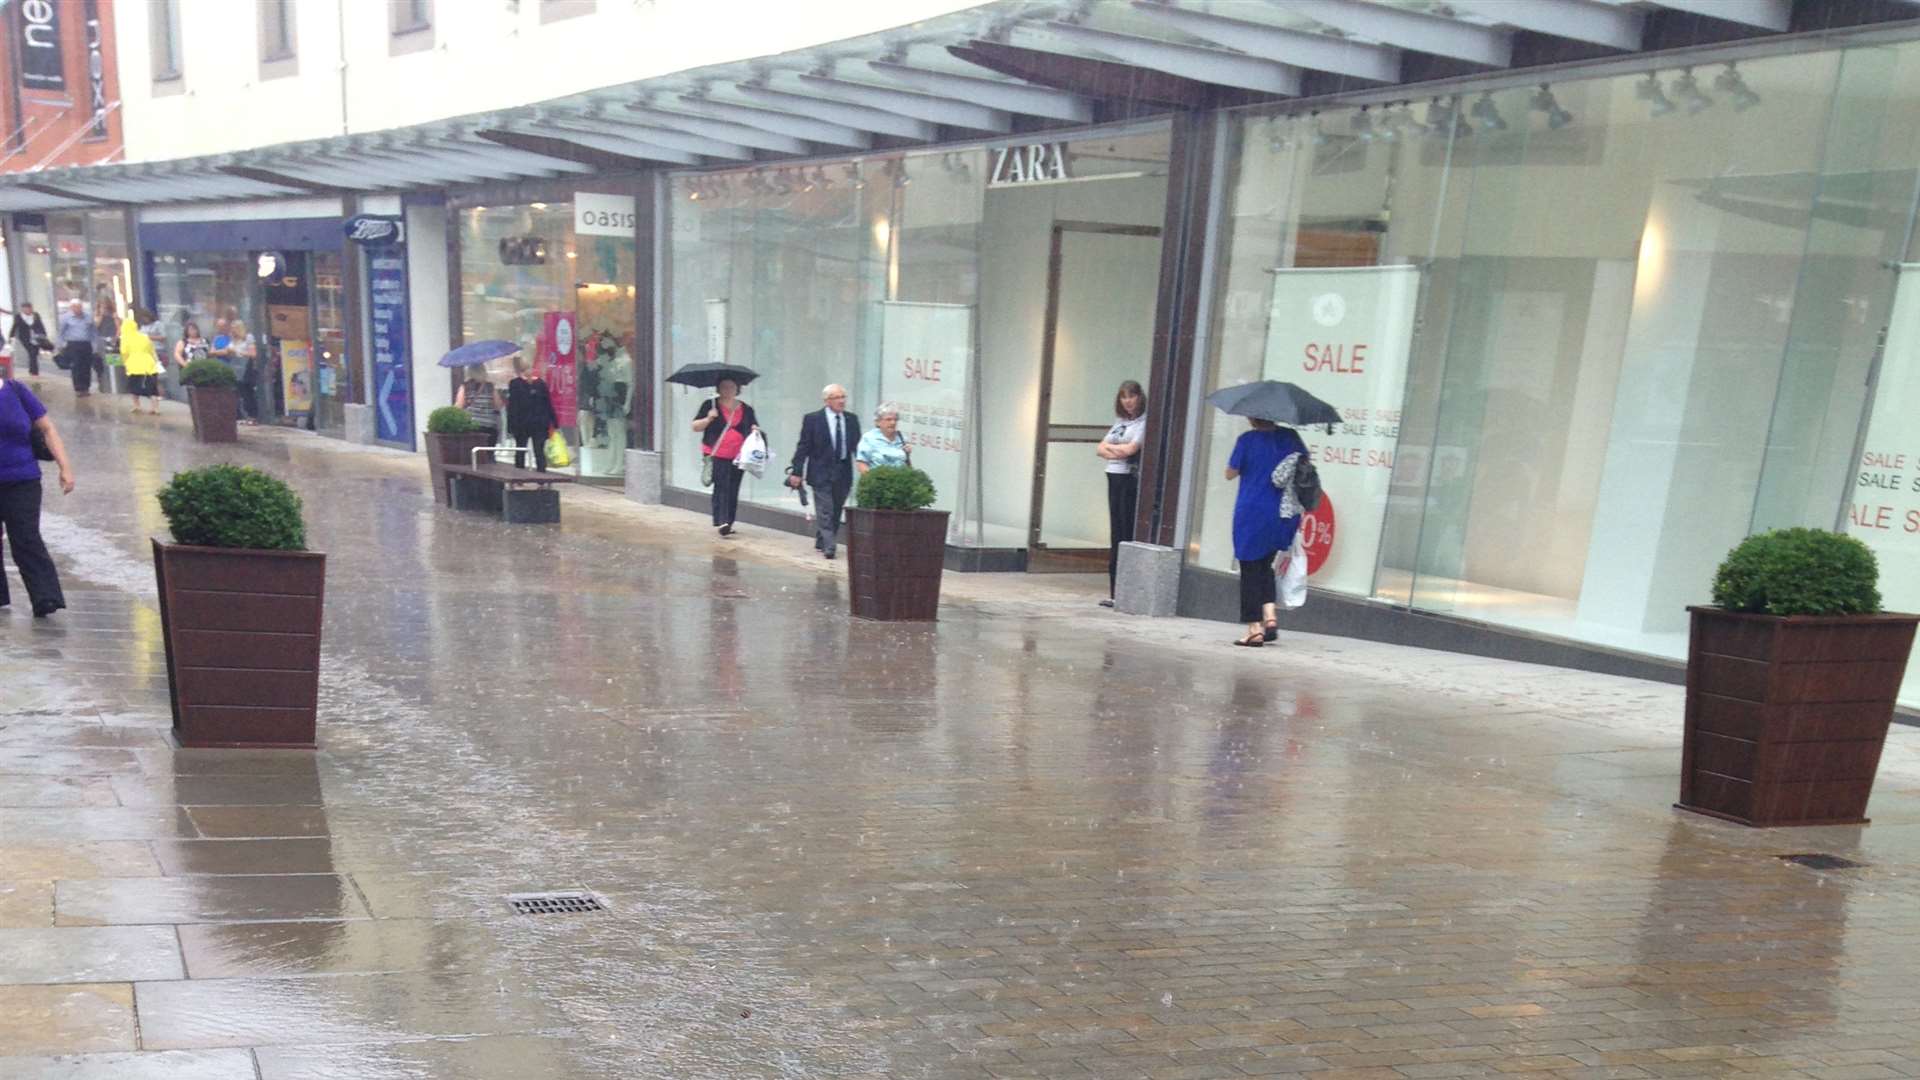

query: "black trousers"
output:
710 457 742 527
513 431 548 472
238 365 261 421
0 480 64 614
1106 471 1139 596
1238 554 1278 624
19 344 39 376
64 343 97 393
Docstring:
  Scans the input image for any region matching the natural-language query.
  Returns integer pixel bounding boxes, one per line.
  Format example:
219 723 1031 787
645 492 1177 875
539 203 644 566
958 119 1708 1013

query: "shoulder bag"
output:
6 381 53 461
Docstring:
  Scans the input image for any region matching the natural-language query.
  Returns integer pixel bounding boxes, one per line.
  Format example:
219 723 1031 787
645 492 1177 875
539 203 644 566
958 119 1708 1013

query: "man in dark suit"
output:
786 384 860 559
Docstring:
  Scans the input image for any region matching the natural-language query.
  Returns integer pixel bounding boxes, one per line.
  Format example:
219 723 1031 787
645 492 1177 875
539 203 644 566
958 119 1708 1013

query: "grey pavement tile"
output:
0 1049 256 1079
184 805 335 839
178 918 505 979
0 807 198 842
110 774 326 807
254 1036 585 1079
0 881 54 928
151 838 348 877
0 984 137 1056
0 926 185 984
55 875 368 925
0 842 164 879
0 775 120 808
135 972 568 1049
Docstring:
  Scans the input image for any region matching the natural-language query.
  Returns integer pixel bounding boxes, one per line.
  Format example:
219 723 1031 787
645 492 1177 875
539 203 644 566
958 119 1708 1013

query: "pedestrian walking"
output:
8 304 48 377
0 372 75 617
1097 380 1147 607
505 353 559 472
854 403 910 474
120 308 164 415
786 384 860 559
58 299 98 397
1223 417 1308 648
456 365 502 444
691 376 757 537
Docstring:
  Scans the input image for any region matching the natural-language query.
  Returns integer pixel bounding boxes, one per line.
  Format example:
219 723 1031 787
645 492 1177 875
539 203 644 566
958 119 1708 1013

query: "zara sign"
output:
988 142 1070 187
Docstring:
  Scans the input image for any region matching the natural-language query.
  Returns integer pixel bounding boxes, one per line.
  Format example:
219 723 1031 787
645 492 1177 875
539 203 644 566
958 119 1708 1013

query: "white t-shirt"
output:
1104 414 1146 475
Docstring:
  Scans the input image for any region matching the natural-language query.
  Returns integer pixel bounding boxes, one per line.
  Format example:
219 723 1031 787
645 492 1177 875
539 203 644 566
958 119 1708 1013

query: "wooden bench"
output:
442 463 575 523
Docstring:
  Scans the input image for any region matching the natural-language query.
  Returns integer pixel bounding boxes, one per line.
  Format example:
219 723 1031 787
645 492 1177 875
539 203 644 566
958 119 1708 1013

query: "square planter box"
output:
153 540 326 749
187 385 240 443
845 508 950 621
1679 606 1918 827
425 431 495 506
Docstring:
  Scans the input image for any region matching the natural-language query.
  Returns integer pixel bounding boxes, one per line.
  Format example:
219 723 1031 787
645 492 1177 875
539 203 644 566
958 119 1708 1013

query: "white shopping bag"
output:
734 429 770 477
1278 534 1308 610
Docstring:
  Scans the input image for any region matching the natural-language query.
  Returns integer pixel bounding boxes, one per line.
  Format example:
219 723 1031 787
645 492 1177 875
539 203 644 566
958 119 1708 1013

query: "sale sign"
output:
878 301 971 515
1261 266 1419 596
538 311 578 429
1846 264 1920 709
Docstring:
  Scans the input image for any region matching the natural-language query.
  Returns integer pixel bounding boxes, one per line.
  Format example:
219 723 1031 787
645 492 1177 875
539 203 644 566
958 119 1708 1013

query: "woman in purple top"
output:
0 375 75 616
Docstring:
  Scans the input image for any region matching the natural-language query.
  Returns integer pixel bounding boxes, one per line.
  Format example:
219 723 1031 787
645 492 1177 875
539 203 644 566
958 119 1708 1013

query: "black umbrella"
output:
666 362 760 389
1207 380 1342 431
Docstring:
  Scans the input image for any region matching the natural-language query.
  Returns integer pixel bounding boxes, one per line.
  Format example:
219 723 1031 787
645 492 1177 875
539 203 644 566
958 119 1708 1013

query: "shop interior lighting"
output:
1671 68 1713 115
1714 63 1761 111
1530 84 1573 129
1636 74 1676 117
846 163 866 189
1425 95 1471 139
1350 106 1376 142
1470 92 1507 132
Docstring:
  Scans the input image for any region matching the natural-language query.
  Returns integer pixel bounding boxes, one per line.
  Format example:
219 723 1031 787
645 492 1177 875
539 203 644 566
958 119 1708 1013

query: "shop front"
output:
451 181 642 480
658 124 1172 569
140 206 352 434
4 208 135 363
1182 39 1920 710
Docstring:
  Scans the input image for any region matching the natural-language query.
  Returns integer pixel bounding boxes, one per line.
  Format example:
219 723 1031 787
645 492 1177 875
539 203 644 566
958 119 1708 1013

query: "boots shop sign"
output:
17 0 65 91
988 143 1070 187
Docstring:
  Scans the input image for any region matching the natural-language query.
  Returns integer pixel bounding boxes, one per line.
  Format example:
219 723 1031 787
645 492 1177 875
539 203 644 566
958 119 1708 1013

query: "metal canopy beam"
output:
1276 0 1513 67
729 84 937 141
1127 3 1401 82
0 187 96 210
624 103 810 154
865 60 1094 122
503 123 700 165
303 154 455 187
1642 0 1791 31
219 164 353 194
672 94 872 149
1023 23 1303 95
424 140 594 175
539 114 752 159
950 40 1221 110
1449 0 1643 51
383 146 536 181
793 73 1011 132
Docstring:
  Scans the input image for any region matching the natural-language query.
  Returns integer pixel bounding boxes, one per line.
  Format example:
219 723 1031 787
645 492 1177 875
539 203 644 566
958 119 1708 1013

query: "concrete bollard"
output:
1115 541 1179 617
342 403 377 445
624 449 663 504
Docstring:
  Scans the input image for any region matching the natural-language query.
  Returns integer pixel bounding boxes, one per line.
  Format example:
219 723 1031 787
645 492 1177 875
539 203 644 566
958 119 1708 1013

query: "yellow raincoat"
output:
119 317 160 377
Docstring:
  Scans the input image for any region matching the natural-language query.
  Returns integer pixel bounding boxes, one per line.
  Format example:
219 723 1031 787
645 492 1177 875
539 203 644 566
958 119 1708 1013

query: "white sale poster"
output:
878 301 971 514
1845 263 1920 709
1261 265 1420 596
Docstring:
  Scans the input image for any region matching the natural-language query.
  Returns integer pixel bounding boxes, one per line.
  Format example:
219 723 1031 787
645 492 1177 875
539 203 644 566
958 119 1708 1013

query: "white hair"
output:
873 402 900 421
822 383 847 399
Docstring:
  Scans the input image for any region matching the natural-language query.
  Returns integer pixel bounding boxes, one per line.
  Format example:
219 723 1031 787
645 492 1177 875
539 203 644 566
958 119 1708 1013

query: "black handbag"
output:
7 381 54 461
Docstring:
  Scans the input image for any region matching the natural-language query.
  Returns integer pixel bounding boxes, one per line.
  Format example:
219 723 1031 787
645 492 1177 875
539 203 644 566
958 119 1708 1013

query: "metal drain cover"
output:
507 891 608 915
1778 853 1864 871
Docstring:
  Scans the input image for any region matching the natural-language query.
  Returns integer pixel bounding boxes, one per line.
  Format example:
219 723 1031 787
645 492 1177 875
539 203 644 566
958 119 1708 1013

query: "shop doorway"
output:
1028 222 1162 572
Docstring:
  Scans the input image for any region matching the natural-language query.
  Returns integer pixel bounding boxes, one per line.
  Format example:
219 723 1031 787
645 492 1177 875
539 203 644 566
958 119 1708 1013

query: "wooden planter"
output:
1680 606 1918 827
186 385 240 443
845 508 950 621
153 540 326 749
425 431 495 506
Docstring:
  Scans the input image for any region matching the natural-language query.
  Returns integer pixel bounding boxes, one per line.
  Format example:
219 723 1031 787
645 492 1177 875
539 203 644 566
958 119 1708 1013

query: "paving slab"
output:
0 926 185 984
0 984 136 1056
0 1049 257 1080
56 875 369 926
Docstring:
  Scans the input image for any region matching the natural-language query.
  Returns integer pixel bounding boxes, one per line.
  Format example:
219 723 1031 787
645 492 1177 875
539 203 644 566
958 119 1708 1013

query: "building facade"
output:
3 0 1919 707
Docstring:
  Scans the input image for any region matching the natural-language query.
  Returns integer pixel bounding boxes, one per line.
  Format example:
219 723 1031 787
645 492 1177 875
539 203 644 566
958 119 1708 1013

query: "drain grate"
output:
507 891 607 915
1778 853 1864 871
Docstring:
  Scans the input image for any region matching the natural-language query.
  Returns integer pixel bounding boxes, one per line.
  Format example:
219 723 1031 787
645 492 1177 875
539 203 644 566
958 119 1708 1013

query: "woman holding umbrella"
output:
689 373 759 537
1211 380 1332 647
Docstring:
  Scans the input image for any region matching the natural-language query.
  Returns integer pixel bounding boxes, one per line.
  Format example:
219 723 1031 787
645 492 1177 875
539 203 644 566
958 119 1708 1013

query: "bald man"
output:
787 383 860 559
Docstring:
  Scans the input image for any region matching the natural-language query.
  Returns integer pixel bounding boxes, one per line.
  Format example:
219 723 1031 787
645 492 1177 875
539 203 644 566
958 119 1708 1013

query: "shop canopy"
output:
0 0 1915 212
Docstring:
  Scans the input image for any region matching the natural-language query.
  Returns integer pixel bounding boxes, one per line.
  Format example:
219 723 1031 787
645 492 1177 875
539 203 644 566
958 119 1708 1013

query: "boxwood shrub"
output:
180 358 238 389
158 465 307 551
426 405 479 435
1711 527 1880 617
855 465 937 511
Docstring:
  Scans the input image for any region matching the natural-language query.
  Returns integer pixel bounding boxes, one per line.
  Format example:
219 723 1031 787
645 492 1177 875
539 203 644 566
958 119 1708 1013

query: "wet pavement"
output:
5 380 1920 1079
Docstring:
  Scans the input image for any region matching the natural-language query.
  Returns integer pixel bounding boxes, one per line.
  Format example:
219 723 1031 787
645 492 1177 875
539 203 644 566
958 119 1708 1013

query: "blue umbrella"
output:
438 340 521 368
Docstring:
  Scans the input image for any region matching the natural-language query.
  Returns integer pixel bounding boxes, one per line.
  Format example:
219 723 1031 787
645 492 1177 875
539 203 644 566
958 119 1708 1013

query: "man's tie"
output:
832 414 843 460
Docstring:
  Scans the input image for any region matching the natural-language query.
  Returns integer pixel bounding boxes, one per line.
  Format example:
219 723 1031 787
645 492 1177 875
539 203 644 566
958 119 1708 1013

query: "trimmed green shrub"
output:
1711 528 1880 617
158 465 306 551
180 358 238 389
855 465 937 511
426 405 479 435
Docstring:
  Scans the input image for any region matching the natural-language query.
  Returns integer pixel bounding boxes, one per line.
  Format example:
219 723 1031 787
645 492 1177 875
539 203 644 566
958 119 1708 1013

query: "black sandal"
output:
1263 620 1280 642
1233 632 1265 648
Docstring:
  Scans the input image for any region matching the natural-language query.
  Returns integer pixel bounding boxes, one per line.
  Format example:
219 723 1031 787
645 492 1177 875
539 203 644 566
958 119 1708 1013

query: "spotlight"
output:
1714 63 1761 111
1671 68 1713 115
1427 95 1473 138
1350 106 1376 141
1530 84 1573 129
1470 92 1507 131
1636 73 1675 117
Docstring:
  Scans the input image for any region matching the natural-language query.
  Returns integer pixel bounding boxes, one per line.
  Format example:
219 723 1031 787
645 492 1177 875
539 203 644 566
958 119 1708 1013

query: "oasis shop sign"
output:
575 193 636 238
988 142 1070 187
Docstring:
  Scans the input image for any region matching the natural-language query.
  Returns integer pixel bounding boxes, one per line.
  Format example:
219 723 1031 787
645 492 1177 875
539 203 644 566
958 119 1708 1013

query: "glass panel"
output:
575 224 638 477
311 250 347 436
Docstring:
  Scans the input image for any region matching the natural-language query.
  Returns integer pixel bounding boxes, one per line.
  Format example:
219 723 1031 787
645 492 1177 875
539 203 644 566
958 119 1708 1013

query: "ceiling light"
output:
1713 63 1761 111
1470 92 1506 132
1636 74 1676 117
1530 84 1573 129
1350 106 1376 141
1671 68 1713 115
1426 95 1471 139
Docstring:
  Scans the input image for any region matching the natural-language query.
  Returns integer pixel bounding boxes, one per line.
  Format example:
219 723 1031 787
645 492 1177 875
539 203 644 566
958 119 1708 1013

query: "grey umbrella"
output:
1207 380 1342 431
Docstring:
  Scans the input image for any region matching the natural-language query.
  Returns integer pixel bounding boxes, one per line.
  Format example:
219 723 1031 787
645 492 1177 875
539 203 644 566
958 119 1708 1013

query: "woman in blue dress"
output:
1225 418 1309 647
855 402 911 474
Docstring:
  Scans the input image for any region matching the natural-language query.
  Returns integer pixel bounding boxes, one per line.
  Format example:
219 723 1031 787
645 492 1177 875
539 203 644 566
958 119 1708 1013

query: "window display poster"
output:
281 339 313 415
878 301 971 513
538 310 578 429
1846 264 1920 707
367 252 411 444
1262 265 1420 596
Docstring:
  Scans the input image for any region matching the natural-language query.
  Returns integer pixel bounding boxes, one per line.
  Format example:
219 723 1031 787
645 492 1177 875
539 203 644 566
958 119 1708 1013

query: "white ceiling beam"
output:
673 94 872 149
1030 22 1303 95
423 140 594 175
1127 3 1401 82
505 123 701 165
729 84 938 141
539 114 753 159
1641 0 1791 31
865 60 1094 122
386 146 536 181
1449 0 1643 51
326 153 475 186
273 156 421 188
1274 0 1512 67
625 103 811 154
792 73 1011 132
